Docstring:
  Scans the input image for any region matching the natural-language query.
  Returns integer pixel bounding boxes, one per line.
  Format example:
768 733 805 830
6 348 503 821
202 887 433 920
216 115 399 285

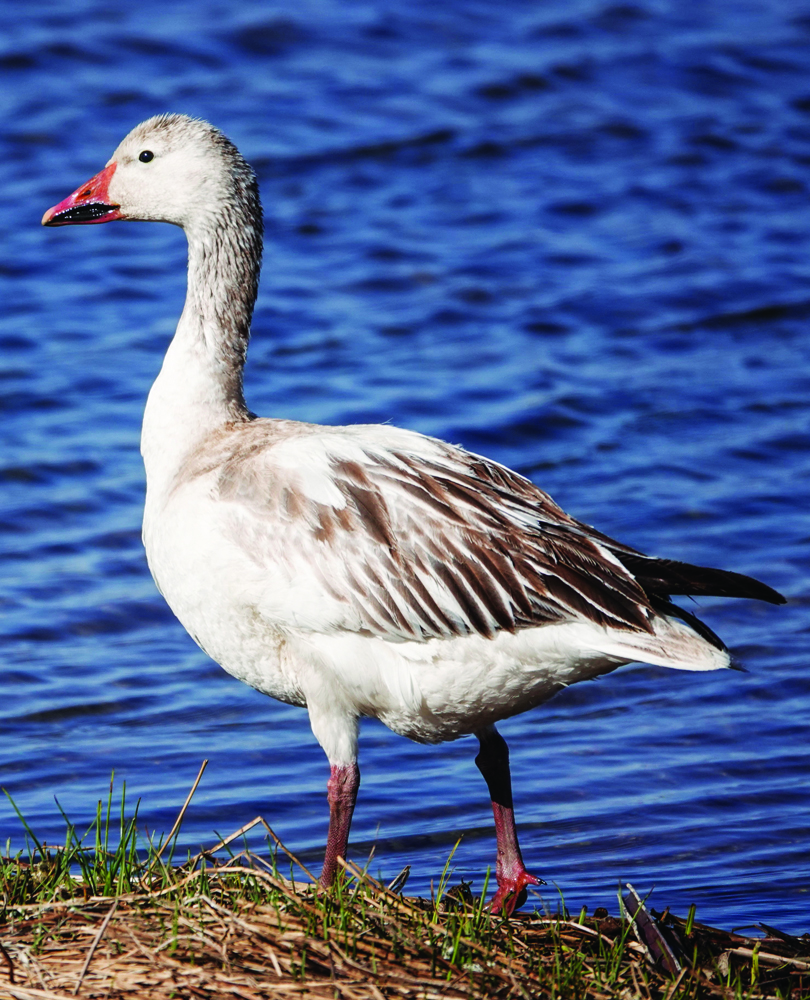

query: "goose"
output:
42 115 785 914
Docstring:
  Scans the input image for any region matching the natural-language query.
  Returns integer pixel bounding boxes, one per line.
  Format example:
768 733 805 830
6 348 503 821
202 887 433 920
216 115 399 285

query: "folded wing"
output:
207 421 731 644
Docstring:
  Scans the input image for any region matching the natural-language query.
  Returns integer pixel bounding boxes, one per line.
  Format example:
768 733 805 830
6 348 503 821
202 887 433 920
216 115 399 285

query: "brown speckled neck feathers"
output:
182 121 262 418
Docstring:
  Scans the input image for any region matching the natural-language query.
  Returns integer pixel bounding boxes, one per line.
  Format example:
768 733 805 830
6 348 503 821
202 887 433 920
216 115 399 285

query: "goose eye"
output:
139 150 154 163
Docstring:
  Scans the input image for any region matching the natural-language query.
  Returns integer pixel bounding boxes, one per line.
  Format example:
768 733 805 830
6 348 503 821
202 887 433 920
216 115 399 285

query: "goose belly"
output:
296 626 628 744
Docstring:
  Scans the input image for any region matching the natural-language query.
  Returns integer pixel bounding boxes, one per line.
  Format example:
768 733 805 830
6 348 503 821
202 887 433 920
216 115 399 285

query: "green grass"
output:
0 774 807 999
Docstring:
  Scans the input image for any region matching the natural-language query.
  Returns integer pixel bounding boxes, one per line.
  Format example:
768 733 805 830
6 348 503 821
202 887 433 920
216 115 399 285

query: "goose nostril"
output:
80 188 93 198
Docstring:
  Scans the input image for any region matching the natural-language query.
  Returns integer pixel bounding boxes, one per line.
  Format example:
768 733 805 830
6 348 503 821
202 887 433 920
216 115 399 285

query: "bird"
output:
42 115 785 914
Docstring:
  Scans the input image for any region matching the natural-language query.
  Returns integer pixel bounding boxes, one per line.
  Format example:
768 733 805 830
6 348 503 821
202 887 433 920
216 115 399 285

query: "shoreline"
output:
2 850 808 999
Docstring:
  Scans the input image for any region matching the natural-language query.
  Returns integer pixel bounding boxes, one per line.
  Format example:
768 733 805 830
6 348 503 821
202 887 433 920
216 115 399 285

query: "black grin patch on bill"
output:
45 203 119 226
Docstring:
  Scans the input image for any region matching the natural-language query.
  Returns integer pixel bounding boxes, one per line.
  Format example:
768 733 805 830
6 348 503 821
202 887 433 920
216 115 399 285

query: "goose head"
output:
42 114 259 233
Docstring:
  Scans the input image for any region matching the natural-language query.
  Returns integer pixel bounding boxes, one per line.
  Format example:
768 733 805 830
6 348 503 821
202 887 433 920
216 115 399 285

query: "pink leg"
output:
320 762 360 887
475 726 544 915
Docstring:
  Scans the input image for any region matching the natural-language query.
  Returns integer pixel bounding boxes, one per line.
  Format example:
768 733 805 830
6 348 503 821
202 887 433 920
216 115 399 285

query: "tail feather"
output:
591 613 731 672
651 597 726 651
582 546 784 672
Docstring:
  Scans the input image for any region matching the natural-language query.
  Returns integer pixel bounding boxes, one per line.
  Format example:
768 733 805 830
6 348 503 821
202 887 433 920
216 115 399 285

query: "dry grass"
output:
1 773 808 999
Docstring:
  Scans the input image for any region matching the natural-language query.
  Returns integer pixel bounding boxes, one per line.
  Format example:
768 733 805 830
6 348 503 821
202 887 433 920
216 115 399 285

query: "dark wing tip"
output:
615 553 787 606
713 574 786 606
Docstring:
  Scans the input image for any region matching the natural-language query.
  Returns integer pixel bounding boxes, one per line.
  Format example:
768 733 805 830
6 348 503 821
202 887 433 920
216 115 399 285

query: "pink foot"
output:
490 867 544 916
474 727 546 916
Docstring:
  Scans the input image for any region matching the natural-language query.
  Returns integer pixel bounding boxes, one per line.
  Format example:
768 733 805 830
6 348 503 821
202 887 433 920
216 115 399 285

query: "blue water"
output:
2 0 809 933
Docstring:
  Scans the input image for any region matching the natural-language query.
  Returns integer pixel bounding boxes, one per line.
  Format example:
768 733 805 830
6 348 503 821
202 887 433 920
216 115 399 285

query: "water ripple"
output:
1 0 808 934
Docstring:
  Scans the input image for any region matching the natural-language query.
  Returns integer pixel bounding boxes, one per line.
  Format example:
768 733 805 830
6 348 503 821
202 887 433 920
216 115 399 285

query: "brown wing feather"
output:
316 444 657 640
202 422 781 644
